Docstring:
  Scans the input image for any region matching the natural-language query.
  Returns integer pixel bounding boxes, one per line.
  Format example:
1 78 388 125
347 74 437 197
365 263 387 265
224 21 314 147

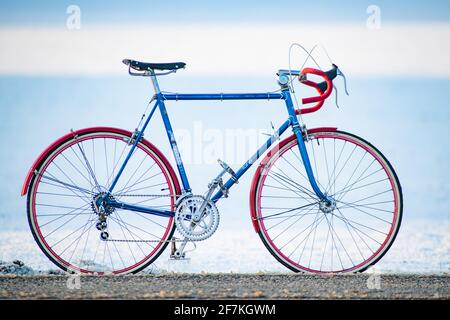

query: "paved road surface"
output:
0 273 448 299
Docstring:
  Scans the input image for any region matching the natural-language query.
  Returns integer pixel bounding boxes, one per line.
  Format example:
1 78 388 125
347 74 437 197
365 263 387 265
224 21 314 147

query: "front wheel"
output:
251 130 402 273
26 128 180 274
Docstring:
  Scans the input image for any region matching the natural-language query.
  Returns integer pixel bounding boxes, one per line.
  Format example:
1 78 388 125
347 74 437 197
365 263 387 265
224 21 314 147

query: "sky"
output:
0 1 449 25
0 1 449 77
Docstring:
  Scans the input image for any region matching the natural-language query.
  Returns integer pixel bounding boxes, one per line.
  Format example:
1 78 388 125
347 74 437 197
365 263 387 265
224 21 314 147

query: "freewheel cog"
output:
174 195 220 241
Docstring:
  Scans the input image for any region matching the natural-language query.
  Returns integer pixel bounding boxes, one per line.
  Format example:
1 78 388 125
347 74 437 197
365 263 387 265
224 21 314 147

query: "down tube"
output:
211 118 292 202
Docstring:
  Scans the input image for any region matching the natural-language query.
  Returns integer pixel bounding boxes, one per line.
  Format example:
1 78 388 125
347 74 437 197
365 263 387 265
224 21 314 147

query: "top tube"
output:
161 92 285 101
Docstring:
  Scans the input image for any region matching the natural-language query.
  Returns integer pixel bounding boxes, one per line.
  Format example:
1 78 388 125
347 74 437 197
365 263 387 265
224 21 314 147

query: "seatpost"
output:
149 69 161 94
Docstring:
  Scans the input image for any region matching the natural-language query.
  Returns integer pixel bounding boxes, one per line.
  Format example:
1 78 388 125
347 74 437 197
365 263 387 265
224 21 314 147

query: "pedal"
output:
169 238 190 260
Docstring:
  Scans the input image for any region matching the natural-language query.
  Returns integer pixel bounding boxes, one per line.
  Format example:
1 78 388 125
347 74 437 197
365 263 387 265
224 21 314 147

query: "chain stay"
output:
106 193 182 243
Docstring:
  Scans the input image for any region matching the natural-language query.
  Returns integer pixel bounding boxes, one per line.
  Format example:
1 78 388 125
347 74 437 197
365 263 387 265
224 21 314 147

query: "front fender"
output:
249 127 337 233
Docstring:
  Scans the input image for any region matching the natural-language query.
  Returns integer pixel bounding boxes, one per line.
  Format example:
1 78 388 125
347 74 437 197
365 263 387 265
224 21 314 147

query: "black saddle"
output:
122 59 186 71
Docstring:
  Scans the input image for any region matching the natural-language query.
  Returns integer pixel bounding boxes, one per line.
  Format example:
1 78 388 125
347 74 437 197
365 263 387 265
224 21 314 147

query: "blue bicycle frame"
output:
106 73 329 218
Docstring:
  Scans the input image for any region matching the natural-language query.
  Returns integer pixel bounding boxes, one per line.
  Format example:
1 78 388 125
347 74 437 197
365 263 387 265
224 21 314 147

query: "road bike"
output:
21 57 403 274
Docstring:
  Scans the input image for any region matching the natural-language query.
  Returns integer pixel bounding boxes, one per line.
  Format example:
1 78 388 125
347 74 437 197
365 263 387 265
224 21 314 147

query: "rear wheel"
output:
27 128 180 274
252 130 402 273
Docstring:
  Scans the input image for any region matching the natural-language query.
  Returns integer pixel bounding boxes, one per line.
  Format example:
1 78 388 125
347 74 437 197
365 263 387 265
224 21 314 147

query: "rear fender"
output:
21 127 181 196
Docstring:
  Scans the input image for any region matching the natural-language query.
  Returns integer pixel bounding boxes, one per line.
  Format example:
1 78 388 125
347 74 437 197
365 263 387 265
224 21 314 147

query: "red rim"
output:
29 131 176 274
255 132 400 273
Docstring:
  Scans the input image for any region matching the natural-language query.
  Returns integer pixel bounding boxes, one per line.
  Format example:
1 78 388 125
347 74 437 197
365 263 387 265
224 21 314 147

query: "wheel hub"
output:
91 191 116 216
319 198 336 214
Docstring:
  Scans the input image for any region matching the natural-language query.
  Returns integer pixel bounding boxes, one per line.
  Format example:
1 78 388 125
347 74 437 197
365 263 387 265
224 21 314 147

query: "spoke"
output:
271 163 317 199
286 213 325 259
322 138 332 193
108 215 161 240
39 203 91 228
260 202 319 220
337 200 394 214
337 200 393 224
320 217 331 271
335 157 377 202
262 212 318 221
39 172 93 196
110 236 126 270
334 168 383 199
52 215 96 248
279 212 324 250
335 151 367 201
262 195 309 199
334 211 387 246
335 209 366 261
323 213 346 269
332 178 390 198
328 144 357 193
287 148 328 192
332 167 383 199
104 138 110 186
335 208 373 256
310 139 321 190
109 214 156 250
326 139 346 195
106 138 130 187
279 152 319 196
37 191 90 198
79 214 96 266
293 209 322 263
267 173 317 204
114 169 161 196
116 181 166 195
60 152 94 189
37 212 92 217
105 239 115 271
307 209 320 268
268 205 318 237
331 212 387 240
124 210 168 229
113 214 138 264
76 141 100 188
112 153 149 193
42 204 92 236
92 138 96 181
60 217 96 257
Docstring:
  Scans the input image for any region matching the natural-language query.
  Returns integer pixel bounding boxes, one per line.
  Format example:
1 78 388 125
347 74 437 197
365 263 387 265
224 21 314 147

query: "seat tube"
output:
283 89 328 202
149 71 191 192
156 96 192 193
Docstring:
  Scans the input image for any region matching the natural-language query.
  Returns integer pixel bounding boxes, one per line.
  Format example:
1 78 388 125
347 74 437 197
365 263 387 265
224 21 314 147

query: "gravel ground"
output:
0 273 448 299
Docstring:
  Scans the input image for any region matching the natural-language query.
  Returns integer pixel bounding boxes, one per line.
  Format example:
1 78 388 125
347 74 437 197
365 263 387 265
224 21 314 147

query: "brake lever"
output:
336 67 349 96
332 67 349 109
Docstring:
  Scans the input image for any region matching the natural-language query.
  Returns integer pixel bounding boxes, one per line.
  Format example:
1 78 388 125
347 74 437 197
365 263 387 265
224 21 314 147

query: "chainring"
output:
174 195 220 241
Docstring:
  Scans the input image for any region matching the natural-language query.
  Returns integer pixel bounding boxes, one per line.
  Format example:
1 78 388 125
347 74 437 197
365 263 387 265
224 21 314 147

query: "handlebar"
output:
296 65 338 115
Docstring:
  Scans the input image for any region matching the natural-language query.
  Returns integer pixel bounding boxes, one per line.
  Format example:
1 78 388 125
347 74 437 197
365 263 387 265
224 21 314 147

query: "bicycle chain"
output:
105 238 194 243
112 193 176 198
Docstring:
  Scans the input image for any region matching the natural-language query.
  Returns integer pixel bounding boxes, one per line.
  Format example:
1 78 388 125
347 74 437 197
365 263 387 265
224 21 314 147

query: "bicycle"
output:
21 56 403 274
